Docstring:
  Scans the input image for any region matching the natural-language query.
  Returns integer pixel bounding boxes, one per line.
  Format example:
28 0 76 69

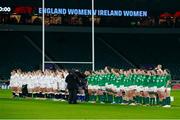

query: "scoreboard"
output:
0 0 180 13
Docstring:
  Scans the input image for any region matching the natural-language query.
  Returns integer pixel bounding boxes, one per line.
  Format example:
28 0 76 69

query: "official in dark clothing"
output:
79 73 89 101
21 84 28 97
65 71 80 104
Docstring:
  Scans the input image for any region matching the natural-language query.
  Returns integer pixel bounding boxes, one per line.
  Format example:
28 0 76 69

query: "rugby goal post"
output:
42 0 95 71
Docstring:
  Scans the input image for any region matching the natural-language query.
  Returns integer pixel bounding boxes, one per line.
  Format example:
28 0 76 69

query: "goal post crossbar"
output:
44 61 93 64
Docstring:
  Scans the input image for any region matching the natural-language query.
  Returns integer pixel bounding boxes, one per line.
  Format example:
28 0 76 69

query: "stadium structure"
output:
0 0 180 78
0 0 180 119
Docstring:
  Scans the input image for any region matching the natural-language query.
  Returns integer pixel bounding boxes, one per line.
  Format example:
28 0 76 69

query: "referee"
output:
65 70 80 104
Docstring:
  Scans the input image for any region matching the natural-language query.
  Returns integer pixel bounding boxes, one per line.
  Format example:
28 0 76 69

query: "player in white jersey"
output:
26 74 32 95
52 72 57 92
39 73 44 95
9 70 17 96
61 71 68 91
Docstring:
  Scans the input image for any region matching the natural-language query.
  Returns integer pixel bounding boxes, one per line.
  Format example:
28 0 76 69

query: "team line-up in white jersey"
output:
10 69 68 94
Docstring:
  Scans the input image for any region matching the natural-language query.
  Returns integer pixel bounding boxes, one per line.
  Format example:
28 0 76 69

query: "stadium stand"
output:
1 0 180 27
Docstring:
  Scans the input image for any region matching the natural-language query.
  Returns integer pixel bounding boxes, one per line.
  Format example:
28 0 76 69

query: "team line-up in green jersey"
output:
87 73 171 90
86 72 171 107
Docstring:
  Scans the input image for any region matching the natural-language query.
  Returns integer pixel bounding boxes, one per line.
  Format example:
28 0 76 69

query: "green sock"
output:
139 96 143 104
94 95 97 101
105 93 108 102
133 97 136 103
97 95 100 102
89 95 93 101
167 97 171 105
156 97 160 105
98 95 103 102
108 95 113 103
119 96 123 103
150 98 152 105
103 95 106 102
136 96 139 103
165 98 168 105
135 96 138 103
164 97 169 106
152 98 155 105
162 99 166 106
129 100 132 104
143 97 146 104
159 100 162 105
112 95 115 103
101 95 105 102
123 99 128 103
146 97 150 104
114 97 120 103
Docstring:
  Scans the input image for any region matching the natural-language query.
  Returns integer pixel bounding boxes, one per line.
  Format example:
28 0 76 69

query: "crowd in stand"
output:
1 13 180 27
9 65 172 107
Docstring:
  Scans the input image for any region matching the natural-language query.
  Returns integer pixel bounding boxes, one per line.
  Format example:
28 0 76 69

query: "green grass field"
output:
0 89 180 119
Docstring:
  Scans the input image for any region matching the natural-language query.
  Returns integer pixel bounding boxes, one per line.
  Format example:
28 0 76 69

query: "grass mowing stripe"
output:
0 90 180 119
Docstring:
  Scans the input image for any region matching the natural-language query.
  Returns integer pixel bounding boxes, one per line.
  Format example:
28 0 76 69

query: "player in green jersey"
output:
162 69 171 107
147 71 156 105
87 72 98 103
